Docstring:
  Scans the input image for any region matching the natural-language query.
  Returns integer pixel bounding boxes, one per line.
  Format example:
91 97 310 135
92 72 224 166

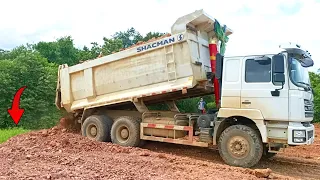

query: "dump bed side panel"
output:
59 33 207 112
56 9 234 112
69 36 194 101
91 44 192 97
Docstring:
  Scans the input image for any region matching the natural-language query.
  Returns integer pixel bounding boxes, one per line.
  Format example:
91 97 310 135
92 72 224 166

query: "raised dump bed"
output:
55 9 233 113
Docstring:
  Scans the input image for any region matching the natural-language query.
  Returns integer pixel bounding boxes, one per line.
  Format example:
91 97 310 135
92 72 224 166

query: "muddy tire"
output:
82 115 113 142
111 116 141 147
218 125 263 168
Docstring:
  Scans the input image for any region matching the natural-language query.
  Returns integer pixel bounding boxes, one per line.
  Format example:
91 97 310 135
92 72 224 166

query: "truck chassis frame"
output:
140 112 209 147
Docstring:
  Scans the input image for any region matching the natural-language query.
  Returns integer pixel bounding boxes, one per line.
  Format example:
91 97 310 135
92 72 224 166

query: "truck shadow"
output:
142 141 320 180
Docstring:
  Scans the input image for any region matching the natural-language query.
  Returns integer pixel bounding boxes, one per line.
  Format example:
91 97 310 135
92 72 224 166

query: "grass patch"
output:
0 128 30 144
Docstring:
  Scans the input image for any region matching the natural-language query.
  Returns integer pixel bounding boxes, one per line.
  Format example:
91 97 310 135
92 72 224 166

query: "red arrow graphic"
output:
7 86 27 125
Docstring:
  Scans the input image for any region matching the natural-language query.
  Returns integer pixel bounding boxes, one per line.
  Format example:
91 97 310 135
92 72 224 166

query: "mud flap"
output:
55 65 63 109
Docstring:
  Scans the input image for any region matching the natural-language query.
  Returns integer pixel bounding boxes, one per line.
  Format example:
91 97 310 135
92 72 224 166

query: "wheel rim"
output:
116 125 130 143
227 136 250 159
86 123 98 139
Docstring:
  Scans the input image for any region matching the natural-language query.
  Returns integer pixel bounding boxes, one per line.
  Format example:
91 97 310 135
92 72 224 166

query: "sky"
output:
0 0 319 71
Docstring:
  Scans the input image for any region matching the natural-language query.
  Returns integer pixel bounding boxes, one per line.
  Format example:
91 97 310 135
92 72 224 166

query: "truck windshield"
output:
289 58 311 89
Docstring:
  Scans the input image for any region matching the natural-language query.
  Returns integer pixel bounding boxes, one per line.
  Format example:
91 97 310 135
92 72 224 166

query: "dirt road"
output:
144 124 320 180
0 123 318 180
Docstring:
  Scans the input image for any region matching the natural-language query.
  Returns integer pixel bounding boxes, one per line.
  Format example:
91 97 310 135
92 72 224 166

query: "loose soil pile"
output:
0 125 294 180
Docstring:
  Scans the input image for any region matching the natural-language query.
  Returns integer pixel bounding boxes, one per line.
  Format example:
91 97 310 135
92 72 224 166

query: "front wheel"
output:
218 125 263 168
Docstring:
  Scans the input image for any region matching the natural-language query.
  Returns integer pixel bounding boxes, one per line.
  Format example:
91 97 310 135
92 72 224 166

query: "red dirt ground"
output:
0 123 319 179
144 123 320 180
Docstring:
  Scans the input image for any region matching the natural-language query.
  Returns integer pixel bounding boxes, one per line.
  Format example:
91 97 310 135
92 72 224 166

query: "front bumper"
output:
288 122 315 145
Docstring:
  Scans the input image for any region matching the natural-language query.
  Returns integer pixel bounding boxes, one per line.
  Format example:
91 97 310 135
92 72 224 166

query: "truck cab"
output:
214 43 315 166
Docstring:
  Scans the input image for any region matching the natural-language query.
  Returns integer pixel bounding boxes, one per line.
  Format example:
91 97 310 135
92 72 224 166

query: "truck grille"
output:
307 130 314 140
302 122 311 127
304 99 314 118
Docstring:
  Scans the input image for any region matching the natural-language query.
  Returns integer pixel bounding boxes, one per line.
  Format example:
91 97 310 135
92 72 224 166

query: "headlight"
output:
293 130 306 138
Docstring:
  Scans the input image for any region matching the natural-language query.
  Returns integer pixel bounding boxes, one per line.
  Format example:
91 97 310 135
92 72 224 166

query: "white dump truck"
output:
55 9 315 167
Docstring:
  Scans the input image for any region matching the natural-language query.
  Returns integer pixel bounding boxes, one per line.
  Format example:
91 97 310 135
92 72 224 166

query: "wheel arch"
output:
213 116 267 145
80 107 115 125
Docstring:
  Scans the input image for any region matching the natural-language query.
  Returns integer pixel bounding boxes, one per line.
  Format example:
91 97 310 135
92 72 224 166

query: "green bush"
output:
0 50 60 129
310 72 320 123
207 102 216 110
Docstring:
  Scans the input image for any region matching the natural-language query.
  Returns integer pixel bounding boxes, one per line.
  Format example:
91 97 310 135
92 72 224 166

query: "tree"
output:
76 46 94 61
310 72 320 122
113 27 143 48
0 49 60 129
112 28 166 49
0 45 34 60
34 36 78 65
101 38 123 55
0 49 10 60
142 32 165 42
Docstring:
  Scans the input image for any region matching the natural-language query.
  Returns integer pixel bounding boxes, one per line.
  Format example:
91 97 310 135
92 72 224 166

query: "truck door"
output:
240 55 289 121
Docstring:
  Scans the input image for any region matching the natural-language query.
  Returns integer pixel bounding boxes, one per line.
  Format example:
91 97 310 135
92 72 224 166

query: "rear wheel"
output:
111 116 141 147
81 115 113 142
218 125 263 168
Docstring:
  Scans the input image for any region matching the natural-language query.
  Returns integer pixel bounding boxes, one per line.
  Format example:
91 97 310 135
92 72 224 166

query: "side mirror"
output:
272 54 285 74
273 73 285 83
272 54 285 85
215 53 223 80
271 54 285 97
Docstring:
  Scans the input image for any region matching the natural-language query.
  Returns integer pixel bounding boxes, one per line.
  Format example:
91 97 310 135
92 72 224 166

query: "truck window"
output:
245 59 271 83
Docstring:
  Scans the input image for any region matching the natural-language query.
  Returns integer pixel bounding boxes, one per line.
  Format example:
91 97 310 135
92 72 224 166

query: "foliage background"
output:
0 28 319 129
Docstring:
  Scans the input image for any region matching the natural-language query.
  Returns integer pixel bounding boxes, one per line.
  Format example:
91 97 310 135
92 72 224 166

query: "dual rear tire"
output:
110 116 141 147
81 115 113 142
82 115 142 147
